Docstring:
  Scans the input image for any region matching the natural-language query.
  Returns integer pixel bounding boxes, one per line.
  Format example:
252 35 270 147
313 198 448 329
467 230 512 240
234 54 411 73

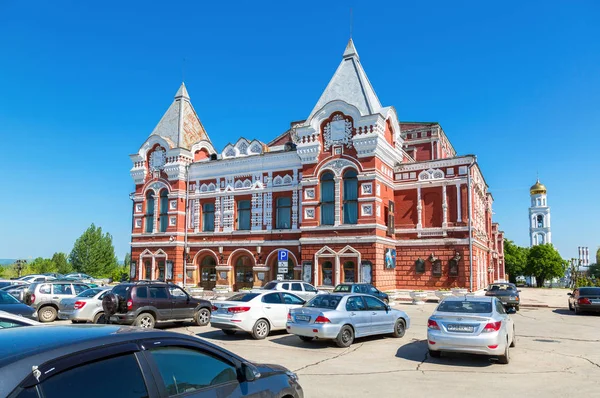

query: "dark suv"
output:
333 283 390 303
102 281 212 328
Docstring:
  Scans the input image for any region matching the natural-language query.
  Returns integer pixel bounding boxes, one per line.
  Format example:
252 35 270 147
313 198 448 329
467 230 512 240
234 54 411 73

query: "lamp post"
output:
15 259 27 278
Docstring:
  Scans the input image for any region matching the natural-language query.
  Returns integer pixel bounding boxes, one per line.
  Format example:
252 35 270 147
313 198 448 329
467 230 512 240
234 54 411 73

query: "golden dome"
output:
530 179 547 195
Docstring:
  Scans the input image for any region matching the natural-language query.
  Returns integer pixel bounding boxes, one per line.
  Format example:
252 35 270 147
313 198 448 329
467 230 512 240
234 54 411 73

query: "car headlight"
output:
285 370 299 382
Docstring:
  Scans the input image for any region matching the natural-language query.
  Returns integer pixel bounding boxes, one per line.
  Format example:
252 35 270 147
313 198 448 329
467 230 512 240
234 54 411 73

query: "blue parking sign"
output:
278 250 288 262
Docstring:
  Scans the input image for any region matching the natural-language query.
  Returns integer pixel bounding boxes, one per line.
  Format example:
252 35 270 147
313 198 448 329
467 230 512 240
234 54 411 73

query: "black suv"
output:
102 281 212 328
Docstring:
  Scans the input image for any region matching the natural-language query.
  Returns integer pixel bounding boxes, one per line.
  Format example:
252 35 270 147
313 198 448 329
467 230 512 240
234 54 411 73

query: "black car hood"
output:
0 303 36 317
253 363 289 377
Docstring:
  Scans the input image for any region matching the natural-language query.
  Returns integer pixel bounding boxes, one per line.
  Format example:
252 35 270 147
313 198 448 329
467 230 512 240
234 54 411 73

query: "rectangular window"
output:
321 179 335 225
343 180 358 224
159 194 168 233
202 203 215 232
237 200 251 230
276 197 292 229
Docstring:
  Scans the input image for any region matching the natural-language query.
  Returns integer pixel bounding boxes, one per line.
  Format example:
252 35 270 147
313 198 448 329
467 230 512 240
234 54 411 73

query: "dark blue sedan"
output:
333 283 390 303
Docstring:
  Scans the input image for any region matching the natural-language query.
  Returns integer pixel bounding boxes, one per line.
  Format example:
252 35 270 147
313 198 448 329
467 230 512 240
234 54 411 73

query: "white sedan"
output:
211 291 306 339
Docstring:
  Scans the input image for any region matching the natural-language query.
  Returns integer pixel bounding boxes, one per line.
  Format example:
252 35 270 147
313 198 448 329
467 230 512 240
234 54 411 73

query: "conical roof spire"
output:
174 82 189 99
307 39 382 121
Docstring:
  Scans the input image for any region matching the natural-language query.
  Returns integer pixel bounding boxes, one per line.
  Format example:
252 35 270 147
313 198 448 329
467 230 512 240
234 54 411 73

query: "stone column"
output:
416 185 422 229
442 184 448 228
193 199 200 232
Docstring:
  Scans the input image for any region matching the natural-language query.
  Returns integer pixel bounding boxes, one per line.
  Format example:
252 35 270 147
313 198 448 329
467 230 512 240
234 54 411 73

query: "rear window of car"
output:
437 300 492 314
333 285 351 293
228 293 259 302
488 284 516 291
305 294 342 309
579 288 600 295
77 288 100 298
263 282 278 290
112 285 131 298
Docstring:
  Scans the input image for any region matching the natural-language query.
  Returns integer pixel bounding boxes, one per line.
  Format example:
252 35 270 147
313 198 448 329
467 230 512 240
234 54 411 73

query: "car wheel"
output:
335 325 354 348
497 341 510 364
94 312 106 324
223 330 237 336
194 308 211 326
428 349 441 358
134 313 155 329
575 306 582 315
252 319 270 340
510 327 516 347
299 336 314 342
39 306 57 323
515 305 520 311
568 302 573 311
392 318 406 338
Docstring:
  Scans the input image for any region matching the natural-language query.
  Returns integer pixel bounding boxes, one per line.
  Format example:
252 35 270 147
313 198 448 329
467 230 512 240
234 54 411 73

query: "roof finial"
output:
343 37 359 60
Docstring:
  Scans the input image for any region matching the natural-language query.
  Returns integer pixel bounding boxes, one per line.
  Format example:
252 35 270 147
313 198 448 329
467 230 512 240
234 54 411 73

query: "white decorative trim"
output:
323 114 353 150
361 183 372 195
169 216 176 226
135 204 143 213
418 168 445 181
304 208 315 219
361 204 373 216
135 219 142 228
169 200 177 210
304 188 316 200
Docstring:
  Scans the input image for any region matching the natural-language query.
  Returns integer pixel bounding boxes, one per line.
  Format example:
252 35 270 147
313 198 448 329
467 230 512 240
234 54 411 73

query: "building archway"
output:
198 255 217 290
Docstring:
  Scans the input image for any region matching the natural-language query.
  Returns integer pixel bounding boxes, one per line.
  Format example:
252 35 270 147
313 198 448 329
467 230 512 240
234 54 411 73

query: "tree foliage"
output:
503 239 529 283
69 224 118 277
596 247 600 266
526 243 566 288
51 252 73 274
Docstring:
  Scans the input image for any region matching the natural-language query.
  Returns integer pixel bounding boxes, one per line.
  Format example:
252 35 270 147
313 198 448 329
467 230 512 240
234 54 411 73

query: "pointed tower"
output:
307 38 383 120
149 82 211 149
529 179 551 246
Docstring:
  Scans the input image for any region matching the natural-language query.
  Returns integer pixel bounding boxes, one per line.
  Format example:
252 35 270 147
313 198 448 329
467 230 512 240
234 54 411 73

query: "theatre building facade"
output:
129 40 505 292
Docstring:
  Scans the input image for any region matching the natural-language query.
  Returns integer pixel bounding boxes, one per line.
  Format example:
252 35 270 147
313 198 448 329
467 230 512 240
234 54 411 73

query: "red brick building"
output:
129 40 505 292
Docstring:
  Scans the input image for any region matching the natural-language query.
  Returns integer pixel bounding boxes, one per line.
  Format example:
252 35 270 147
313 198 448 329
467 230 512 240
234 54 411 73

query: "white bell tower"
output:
529 179 551 246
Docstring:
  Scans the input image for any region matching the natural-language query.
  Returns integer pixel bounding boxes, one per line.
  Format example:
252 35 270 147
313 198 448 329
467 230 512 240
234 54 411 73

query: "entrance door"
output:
234 255 254 290
200 256 217 290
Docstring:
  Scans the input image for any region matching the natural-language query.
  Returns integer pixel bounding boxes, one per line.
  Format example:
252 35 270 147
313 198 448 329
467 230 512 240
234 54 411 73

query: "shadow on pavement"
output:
553 308 600 317
396 339 493 368
196 328 292 341
269 334 333 350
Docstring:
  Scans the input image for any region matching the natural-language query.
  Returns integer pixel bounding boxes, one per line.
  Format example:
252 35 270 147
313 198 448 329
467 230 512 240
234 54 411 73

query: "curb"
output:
393 297 562 309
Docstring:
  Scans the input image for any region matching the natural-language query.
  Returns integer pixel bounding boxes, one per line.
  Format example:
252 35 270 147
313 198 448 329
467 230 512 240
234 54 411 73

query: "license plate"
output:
447 324 474 333
295 315 310 322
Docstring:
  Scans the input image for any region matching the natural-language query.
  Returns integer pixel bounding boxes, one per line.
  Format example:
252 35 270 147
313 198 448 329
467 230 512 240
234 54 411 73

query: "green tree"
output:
503 239 529 283
596 247 600 266
51 252 73 275
69 224 118 277
589 263 600 279
28 257 57 274
526 244 566 287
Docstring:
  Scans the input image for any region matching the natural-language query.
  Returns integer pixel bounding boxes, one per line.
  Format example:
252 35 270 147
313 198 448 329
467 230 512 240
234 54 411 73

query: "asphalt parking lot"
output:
52 295 599 398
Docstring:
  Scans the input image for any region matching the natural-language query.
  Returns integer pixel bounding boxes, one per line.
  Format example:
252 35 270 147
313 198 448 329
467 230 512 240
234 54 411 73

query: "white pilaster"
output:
416 185 422 229
334 176 341 226
456 183 462 222
442 184 448 228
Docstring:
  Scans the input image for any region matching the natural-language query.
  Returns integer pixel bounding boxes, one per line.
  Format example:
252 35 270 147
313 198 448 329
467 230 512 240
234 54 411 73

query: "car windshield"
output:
0 290 20 304
437 300 492 314
579 288 600 295
488 284 515 291
333 285 352 293
263 282 277 290
305 294 342 309
228 293 259 302
77 288 101 298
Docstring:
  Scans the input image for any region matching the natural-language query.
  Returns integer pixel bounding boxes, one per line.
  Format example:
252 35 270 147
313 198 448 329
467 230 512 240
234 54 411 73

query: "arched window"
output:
536 215 544 228
343 169 358 224
276 197 292 229
322 261 333 286
145 191 155 233
536 233 545 245
320 172 335 225
159 190 168 232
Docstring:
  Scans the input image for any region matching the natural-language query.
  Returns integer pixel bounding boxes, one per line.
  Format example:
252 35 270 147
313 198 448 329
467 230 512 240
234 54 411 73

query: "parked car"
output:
58 286 112 323
42 273 65 279
102 281 212 328
24 281 90 322
0 290 37 320
0 325 304 398
568 287 600 315
333 283 390 304
17 274 56 283
59 276 99 288
0 279 28 289
1 284 30 302
287 293 409 347
258 280 320 301
211 291 306 339
427 296 516 364
0 310 41 329
484 283 521 310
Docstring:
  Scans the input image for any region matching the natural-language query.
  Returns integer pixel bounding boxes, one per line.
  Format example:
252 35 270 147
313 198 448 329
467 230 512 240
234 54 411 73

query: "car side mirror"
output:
241 362 261 382
517 290 522 292
567 293 573 296
385 305 391 312
483 288 488 291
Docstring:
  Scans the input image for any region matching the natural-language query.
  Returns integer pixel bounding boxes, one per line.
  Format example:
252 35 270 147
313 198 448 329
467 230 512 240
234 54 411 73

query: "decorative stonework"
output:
135 219 142 228
418 168 445 181
263 192 273 230
361 183 372 195
292 189 298 229
169 200 177 210
149 147 166 170
361 204 373 216
251 193 262 230
135 204 142 213
214 196 221 232
304 208 315 219
169 216 176 226
323 158 356 177
323 114 353 150
305 188 315 200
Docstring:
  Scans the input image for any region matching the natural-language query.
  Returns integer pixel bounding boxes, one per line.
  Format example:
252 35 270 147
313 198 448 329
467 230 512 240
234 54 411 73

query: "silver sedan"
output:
287 293 410 347
58 287 112 323
427 296 516 364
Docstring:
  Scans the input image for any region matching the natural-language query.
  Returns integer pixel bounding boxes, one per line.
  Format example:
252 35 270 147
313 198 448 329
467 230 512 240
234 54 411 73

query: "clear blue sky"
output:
1 1 598 262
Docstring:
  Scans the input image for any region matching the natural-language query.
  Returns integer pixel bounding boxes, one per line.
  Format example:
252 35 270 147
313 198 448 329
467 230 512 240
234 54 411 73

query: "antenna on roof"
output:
350 7 353 39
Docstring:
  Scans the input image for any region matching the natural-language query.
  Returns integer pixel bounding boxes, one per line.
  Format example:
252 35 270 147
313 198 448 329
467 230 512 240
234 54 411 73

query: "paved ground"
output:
57 288 599 397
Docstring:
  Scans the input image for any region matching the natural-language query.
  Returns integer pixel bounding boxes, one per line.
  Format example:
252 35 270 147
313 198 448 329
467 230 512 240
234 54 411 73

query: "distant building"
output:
529 179 551 246
128 40 505 292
